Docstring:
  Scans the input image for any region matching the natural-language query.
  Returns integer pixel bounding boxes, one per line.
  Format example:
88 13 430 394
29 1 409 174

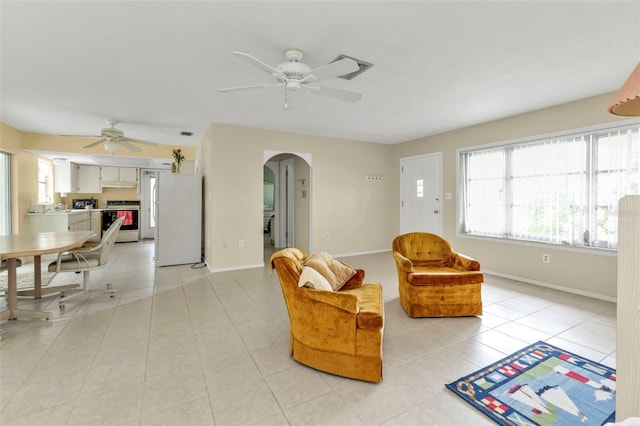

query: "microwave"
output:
72 199 98 210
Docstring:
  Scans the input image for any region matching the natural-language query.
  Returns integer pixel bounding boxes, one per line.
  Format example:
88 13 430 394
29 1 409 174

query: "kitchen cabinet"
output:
77 165 102 193
24 211 92 234
101 166 138 188
53 160 79 194
119 167 137 182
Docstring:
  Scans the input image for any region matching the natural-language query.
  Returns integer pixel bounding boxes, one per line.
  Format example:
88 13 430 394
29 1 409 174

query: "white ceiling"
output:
2 1 639 166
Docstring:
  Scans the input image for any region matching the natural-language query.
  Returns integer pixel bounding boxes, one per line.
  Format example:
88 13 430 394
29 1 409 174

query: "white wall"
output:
293 155 311 252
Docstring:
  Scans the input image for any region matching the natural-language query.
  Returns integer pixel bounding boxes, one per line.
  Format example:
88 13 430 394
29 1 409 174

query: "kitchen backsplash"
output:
58 187 139 209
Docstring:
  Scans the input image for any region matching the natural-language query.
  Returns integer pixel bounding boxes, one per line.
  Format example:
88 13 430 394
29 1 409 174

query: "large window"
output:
459 123 640 250
37 159 52 204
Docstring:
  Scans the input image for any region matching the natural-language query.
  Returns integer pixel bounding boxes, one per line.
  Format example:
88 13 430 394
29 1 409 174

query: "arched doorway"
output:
263 151 312 262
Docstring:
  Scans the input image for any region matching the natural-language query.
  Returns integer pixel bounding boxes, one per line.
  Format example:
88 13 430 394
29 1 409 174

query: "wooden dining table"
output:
0 231 95 320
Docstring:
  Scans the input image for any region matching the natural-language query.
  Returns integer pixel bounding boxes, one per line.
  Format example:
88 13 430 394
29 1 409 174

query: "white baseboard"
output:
205 261 265 274
483 269 617 303
335 249 391 258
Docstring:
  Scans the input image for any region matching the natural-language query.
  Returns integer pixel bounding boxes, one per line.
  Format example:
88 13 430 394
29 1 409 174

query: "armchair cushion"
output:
408 268 484 286
303 251 356 291
342 284 384 329
298 266 333 291
341 268 365 290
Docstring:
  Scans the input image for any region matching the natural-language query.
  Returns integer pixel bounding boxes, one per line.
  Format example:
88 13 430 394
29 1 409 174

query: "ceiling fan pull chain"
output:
284 86 289 110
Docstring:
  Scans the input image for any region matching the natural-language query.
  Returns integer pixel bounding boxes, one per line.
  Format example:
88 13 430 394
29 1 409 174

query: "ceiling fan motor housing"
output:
275 61 311 83
102 127 124 139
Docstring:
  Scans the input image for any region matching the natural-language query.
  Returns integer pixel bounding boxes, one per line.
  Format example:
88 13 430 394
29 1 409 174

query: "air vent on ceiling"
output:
332 55 373 80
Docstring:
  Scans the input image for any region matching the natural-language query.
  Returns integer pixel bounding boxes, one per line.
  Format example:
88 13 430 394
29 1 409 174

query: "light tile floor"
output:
0 241 617 425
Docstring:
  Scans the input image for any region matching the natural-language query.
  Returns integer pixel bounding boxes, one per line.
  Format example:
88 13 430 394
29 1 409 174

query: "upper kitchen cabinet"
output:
101 166 138 188
77 165 102 193
53 159 79 194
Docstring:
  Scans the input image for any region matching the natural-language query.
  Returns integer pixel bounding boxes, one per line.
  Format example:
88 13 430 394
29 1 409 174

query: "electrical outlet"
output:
223 241 227 249
238 240 245 248
542 253 551 263
325 232 330 240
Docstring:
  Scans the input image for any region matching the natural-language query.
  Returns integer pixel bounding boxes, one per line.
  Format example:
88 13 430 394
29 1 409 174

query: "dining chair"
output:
1 258 22 271
48 217 124 309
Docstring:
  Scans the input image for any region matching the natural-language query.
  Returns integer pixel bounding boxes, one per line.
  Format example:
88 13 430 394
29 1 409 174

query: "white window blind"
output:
459 123 640 250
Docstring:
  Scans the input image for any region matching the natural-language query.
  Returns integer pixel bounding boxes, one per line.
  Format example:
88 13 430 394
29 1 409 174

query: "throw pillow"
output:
303 252 357 291
298 265 333 292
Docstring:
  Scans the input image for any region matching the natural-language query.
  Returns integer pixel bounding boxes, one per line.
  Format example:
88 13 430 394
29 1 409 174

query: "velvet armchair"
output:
270 248 384 383
392 232 483 318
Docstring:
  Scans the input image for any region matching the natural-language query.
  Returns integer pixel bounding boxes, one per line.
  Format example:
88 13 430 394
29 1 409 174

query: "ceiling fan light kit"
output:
104 141 121 153
219 48 367 110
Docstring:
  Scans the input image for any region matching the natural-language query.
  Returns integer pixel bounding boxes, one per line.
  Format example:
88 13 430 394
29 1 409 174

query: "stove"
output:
103 200 140 242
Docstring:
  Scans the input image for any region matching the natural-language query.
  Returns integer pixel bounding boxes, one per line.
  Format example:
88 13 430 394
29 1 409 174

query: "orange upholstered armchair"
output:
392 232 483 318
270 248 384 383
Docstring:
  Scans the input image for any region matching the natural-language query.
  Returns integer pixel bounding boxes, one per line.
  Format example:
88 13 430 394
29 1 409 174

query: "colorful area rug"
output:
446 341 616 426
0 272 56 290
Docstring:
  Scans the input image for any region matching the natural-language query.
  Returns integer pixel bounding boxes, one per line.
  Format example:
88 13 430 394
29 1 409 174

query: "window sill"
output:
456 232 617 257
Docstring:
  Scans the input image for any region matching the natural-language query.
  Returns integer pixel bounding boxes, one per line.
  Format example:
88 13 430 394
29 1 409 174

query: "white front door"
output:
401 153 442 235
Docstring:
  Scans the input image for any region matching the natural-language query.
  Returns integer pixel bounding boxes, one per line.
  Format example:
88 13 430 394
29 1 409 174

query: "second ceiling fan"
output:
83 120 158 153
219 48 363 110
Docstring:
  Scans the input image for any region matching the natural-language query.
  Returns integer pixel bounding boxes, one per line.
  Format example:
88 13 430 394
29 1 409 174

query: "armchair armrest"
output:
450 251 481 271
301 287 358 314
393 251 414 273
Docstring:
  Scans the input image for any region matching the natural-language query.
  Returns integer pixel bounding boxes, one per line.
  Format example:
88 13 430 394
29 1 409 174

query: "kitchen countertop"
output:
26 209 104 215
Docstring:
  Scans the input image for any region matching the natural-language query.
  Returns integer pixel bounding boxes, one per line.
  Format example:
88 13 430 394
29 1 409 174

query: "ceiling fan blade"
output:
305 85 362 102
119 140 142 153
121 137 158 146
219 83 284 93
306 58 359 82
83 138 105 148
232 51 287 79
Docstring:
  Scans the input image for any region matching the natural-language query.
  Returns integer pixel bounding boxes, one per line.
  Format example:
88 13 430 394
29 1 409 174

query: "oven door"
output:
102 209 139 232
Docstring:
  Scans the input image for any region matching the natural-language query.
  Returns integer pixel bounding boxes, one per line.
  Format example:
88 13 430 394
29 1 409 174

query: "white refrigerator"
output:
154 173 202 266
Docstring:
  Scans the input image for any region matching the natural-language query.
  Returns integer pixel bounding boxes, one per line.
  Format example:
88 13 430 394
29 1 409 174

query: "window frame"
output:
37 159 53 204
456 119 640 253
1 150 11 235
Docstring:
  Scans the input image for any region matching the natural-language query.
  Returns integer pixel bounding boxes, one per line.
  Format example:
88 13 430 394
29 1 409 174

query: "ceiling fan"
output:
82 120 158 153
219 48 363 110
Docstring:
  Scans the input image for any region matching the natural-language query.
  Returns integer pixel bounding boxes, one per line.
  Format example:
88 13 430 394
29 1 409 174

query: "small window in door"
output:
416 179 424 198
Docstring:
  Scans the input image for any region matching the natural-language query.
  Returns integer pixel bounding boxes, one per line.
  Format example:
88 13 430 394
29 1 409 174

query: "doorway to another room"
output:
263 152 311 263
